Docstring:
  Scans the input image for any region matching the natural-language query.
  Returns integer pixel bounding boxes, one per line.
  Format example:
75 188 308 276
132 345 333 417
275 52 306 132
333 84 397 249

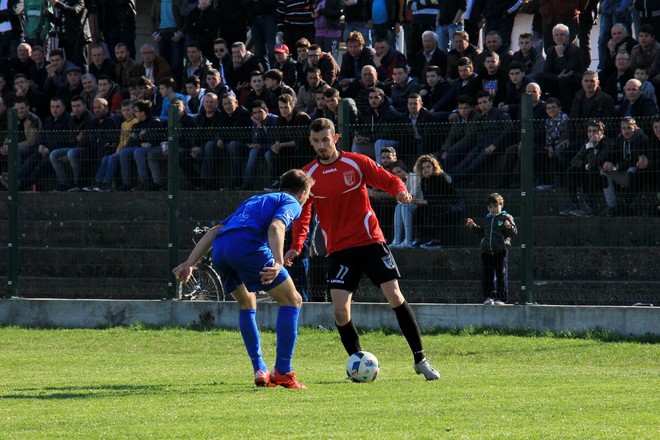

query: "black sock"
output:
393 301 425 364
336 319 361 355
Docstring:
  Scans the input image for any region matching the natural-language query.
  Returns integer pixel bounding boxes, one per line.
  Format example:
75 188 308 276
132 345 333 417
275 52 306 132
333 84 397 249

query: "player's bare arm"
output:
261 219 287 284
173 224 224 282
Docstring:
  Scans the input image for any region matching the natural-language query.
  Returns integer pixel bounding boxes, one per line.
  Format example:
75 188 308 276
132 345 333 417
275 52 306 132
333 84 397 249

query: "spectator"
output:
341 64 389 115
433 56 481 113
352 86 403 160
410 30 447 81
634 65 657 107
338 31 375 92
538 96 569 188
263 69 297 116
43 49 79 100
446 30 480 82
86 100 138 192
183 75 206 117
389 160 422 248
22 1 51 48
618 78 659 120
14 98 70 191
277 0 316 52
29 46 48 92
237 99 279 190
11 73 48 119
542 23 586 112
150 0 184 79
322 86 358 128
414 154 465 249
630 25 660 99
136 43 173 85
602 116 651 216
182 42 212 91
600 23 638 77
498 61 533 120
188 92 222 190
419 65 451 111
295 67 327 114
537 0 584 53
305 44 340 86
598 1 633 71
265 93 311 189
308 84 331 120
97 75 124 115
373 37 406 84
511 32 545 82
400 93 436 163
435 0 466 52
211 38 230 79
577 0 599 67
88 44 117 82
80 73 99 110
114 42 141 89
47 0 91 70
224 42 262 99
48 95 93 191
602 52 635 114
462 0 484 49
473 31 513 75
439 94 481 167
390 65 421 113
118 99 164 191
482 0 522 51
343 1 372 48
273 43 300 89
99 0 137 62
244 71 268 111
634 0 660 30
7 43 37 82
183 0 221 60
466 192 517 305
157 76 185 122
312 0 342 60
216 0 248 49
204 68 232 101
479 51 508 106
569 70 616 135
219 92 252 189
561 119 614 217
56 65 84 112
446 90 513 184
406 0 440 59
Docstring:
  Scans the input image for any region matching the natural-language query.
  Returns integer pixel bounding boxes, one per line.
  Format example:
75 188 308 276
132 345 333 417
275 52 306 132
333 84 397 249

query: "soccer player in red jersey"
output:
284 118 440 380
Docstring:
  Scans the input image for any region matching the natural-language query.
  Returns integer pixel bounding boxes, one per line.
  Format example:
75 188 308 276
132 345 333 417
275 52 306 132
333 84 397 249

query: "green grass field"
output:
0 326 657 439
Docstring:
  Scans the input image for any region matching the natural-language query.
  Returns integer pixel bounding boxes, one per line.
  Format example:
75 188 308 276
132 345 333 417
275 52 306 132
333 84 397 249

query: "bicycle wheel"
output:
179 264 225 301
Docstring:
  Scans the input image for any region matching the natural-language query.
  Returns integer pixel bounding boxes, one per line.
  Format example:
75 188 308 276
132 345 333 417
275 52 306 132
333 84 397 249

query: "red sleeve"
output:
290 196 313 254
358 154 407 196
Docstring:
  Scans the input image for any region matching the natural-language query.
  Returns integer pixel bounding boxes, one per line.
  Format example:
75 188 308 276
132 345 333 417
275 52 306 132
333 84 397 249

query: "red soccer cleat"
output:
271 369 307 389
254 370 276 387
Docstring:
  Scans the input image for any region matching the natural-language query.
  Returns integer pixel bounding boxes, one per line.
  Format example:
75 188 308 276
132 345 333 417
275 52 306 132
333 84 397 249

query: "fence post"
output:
5 108 18 297
519 94 534 304
338 100 351 151
167 104 181 299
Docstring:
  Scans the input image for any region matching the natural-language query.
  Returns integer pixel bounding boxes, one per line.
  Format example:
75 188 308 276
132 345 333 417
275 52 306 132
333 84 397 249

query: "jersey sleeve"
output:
359 154 407 196
272 195 302 229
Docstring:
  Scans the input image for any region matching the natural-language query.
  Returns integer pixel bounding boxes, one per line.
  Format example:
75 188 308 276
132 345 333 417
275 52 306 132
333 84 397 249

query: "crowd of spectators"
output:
0 1 659 237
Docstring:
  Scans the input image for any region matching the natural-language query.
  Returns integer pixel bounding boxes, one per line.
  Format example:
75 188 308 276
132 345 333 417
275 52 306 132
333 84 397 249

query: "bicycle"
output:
178 227 225 301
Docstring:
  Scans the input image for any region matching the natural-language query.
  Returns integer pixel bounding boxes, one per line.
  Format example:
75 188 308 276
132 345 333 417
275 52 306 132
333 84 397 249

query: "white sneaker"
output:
483 298 495 305
414 359 440 380
389 241 402 248
493 299 506 305
400 240 413 248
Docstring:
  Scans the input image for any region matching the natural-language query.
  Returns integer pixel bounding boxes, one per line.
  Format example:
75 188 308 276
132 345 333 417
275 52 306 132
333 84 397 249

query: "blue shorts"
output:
211 233 290 294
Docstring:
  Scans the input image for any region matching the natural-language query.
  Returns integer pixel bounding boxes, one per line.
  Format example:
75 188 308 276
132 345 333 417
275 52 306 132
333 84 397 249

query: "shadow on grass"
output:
0 382 245 400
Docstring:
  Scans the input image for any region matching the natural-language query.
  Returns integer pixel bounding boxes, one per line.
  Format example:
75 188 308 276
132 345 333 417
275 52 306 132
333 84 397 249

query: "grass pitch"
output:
0 326 657 439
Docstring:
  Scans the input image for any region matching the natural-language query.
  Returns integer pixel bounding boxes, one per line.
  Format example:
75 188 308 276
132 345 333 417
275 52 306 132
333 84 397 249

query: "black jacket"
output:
471 211 518 255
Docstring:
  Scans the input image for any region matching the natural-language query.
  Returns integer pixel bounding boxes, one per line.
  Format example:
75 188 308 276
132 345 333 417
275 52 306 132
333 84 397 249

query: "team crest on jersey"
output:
343 170 356 186
382 254 396 270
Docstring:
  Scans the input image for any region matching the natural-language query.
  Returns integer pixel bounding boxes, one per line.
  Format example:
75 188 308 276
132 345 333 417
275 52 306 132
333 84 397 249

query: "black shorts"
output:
327 243 400 292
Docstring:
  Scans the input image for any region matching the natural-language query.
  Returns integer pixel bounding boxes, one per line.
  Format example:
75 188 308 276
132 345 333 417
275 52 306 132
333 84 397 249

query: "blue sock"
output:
274 306 300 374
239 309 267 373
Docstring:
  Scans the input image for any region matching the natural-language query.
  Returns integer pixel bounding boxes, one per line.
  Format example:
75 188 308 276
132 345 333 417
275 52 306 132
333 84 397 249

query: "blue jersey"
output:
212 192 302 292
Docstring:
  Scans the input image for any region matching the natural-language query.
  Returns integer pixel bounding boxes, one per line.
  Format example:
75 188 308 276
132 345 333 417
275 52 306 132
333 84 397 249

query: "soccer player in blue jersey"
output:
173 169 314 389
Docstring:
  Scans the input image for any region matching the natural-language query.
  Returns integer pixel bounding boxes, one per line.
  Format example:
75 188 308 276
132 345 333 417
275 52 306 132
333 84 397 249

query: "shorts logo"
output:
382 255 396 270
343 171 356 186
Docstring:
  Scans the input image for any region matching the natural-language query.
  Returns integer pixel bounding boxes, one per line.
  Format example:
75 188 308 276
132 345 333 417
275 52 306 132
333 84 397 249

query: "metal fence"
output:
1 99 659 305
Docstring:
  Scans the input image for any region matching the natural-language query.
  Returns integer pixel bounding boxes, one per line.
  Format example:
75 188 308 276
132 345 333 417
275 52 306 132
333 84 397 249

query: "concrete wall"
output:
0 299 656 336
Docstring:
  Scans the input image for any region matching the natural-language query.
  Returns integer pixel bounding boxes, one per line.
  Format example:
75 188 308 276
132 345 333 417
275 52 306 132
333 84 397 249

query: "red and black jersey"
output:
291 151 406 255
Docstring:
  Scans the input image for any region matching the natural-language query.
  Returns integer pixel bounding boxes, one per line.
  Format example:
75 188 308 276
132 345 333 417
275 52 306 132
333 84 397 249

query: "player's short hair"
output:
279 169 315 194
508 61 525 72
251 99 268 111
310 117 335 135
457 95 474 106
264 69 283 82
424 65 442 77
381 146 397 157
519 32 533 40
545 97 561 108
185 75 201 87
323 87 340 99
366 87 385 99
133 99 152 115
487 193 504 207
121 99 133 108
249 70 263 80
638 24 655 38
278 93 295 106
453 31 469 41
158 76 176 89
476 90 493 102
457 57 473 68
295 38 311 49
586 119 605 132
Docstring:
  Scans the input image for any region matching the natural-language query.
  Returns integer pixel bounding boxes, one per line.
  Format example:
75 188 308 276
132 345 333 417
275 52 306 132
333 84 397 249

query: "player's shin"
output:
239 309 268 372
336 319 362 355
392 301 425 364
274 305 300 373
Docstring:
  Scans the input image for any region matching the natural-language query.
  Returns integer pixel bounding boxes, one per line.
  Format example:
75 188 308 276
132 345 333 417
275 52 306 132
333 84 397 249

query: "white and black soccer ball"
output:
346 351 379 382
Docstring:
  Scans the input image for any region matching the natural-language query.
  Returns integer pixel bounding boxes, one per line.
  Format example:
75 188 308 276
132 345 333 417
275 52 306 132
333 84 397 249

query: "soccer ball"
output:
346 351 379 382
